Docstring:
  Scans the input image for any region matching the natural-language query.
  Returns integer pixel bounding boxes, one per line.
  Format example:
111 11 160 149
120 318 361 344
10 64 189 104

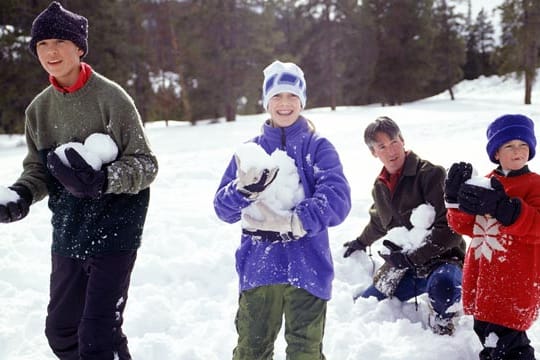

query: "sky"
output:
1 71 540 359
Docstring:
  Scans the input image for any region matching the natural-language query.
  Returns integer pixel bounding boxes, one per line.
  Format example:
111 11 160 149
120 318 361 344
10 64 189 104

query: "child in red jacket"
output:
445 114 540 360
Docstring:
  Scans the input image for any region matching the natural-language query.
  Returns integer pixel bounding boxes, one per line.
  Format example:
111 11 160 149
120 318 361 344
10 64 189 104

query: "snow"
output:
1 72 540 359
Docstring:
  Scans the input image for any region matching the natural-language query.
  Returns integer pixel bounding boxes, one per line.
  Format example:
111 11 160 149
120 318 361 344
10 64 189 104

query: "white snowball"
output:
465 176 492 189
235 142 274 171
409 203 435 229
55 142 102 171
84 133 118 164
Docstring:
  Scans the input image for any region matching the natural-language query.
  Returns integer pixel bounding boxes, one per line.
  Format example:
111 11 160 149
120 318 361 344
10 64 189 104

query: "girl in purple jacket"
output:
214 60 351 359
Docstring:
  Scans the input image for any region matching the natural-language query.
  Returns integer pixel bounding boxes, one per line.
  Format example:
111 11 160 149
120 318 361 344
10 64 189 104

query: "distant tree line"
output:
0 0 539 133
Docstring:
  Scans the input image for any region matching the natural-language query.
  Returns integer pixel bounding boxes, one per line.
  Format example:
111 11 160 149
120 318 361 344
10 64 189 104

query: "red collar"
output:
49 62 93 93
378 166 402 192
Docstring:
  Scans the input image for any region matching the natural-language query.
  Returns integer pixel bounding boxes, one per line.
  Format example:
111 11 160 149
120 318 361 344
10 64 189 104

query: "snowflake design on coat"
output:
471 215 507 261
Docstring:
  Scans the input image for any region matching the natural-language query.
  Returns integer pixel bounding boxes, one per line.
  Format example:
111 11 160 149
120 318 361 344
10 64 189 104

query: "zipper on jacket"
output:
280 128 286 150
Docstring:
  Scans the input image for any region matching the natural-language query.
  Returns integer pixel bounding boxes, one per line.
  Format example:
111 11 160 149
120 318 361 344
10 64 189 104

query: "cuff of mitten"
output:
234 180 258 201
291 213 307 239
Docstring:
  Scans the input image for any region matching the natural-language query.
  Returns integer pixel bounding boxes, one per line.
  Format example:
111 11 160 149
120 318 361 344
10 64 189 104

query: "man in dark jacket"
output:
343 116 465 335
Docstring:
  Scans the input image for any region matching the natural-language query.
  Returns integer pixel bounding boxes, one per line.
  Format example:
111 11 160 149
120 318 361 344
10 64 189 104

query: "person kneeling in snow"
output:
343 116 466 335
214 60 351 359
447 114 540 360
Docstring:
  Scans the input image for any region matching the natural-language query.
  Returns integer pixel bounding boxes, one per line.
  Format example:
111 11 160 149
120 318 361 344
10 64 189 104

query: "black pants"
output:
45 251 137 360
474 319 536 360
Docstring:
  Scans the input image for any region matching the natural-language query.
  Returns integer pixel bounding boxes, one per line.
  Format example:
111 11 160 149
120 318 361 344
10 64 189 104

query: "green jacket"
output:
358 151 465 293
15 70 158 259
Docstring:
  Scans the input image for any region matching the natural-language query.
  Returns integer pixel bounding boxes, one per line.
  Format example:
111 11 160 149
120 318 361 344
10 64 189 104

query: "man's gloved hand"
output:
242 202 306 238
378 240 414 269
0 185 32 223
235 155 279 200
343 238 367 258
444 162 473 204
47 147 107 199
458 177 521 226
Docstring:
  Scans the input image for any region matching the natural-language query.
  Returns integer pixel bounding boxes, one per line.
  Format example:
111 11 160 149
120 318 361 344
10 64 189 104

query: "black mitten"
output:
0 184 32 223
47 148 107 199
490 177 521 226
458 177 520 226
378 240 414 269
343 238 367 258
444 162 473 204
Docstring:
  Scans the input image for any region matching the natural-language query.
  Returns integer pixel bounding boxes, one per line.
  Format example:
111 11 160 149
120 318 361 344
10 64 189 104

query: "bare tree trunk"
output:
166 3 194 124
522 0 540 104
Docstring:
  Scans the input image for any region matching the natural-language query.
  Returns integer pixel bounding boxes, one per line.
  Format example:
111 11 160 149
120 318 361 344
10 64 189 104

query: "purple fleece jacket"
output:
214 116 351 300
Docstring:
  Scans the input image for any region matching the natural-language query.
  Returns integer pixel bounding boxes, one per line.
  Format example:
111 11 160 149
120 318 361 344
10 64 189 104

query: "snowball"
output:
54 133 118 171
409 204 435 230
55 142 102 171
236 143 305 229
465 176 492 189
235 142 273 171
84 133 118 164
378 203 435 254
0 186 19 205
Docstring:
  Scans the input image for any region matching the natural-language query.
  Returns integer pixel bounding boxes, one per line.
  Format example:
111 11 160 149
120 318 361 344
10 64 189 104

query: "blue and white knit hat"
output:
262 60 307 110
486 114 536 163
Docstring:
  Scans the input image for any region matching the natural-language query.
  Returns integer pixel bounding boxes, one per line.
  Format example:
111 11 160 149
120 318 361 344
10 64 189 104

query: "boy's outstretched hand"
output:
47 147 106 199
0 185 32 223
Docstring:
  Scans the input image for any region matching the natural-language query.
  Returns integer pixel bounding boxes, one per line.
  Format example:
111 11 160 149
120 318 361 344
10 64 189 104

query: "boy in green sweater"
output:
0 2 158 359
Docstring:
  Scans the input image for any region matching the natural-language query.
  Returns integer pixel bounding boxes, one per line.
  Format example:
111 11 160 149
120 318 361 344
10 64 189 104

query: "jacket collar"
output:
401 151 420 177
494 165 530 177
262 116 309 142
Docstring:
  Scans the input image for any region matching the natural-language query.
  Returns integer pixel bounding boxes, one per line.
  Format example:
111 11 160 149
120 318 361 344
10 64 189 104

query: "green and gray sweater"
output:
15 71 158 259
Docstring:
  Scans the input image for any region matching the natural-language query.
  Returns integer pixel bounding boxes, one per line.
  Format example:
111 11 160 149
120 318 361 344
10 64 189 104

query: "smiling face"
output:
370 131 406 174
267 92 302 128
36 38 83 87
495 139 530 171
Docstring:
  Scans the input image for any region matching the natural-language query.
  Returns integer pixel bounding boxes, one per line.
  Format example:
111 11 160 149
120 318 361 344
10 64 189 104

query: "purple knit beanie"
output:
486 114 536 163
29 1 88 58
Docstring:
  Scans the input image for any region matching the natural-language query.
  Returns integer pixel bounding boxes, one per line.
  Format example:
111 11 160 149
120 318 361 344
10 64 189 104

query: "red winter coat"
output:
447 167 540 330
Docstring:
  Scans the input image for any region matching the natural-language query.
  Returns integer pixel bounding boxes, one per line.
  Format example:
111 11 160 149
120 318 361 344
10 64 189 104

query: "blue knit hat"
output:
29 1 88 58
486 114 536 163
262 60 307 110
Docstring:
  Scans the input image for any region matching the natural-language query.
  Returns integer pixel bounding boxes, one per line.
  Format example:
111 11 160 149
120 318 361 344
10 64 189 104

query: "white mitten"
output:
235 155 279 200
243 202 306 239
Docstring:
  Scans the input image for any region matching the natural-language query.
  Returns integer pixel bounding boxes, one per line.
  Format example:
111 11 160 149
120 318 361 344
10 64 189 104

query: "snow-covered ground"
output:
1 72 539 359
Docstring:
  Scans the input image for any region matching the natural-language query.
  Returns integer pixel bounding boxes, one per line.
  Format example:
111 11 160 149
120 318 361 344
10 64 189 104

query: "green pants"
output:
233 284 327 360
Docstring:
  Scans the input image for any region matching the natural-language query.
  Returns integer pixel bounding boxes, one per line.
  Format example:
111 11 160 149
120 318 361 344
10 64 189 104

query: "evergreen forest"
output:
0 0 539 133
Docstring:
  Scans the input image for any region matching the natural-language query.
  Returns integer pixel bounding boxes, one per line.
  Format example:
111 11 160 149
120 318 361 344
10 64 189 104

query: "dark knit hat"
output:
29 1 88 58
486 114 536 163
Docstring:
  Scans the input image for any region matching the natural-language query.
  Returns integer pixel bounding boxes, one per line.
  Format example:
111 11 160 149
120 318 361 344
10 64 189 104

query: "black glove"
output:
378 240 414 269
343 238 367 258
458 177 520 226
0 185 32 223
444 162 473 204
47 147 107 199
